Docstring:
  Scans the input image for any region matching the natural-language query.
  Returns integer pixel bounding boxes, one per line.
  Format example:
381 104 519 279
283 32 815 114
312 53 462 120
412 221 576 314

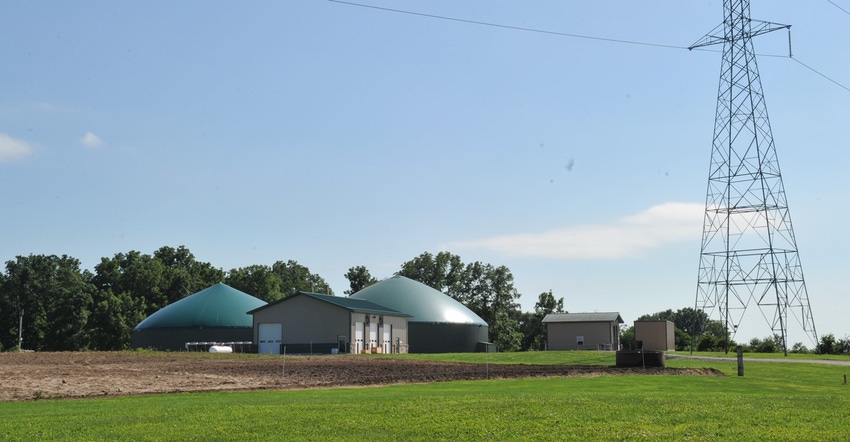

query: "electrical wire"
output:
328 0 690 50
826 0 850 16
329 0 849 94
791 58 850 93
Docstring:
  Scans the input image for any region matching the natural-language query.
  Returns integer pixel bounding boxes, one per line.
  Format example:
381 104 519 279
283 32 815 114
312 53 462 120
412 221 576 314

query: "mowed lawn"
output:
1 352 849 441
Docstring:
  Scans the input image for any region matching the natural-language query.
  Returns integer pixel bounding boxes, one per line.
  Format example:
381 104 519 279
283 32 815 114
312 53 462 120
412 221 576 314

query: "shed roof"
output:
248 291 410 316
133 283 266 330
350 275 487 325
542 312 624 324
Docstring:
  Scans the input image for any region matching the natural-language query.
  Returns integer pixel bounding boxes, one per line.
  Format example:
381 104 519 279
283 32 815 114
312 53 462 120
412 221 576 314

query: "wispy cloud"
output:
0 133 35 162
444 202 704 259
80 132 104 148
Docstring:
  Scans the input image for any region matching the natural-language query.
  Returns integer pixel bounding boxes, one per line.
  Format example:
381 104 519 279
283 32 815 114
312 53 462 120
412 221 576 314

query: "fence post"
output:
737 345 744 377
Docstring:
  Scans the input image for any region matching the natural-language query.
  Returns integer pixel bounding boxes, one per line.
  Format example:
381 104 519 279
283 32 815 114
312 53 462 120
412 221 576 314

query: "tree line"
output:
0 247 564 352
0 246 332 352
622 308 844 355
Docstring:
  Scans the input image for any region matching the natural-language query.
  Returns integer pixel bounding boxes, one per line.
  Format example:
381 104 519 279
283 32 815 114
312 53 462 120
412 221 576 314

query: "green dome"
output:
350 275 486 325
133 283 266 330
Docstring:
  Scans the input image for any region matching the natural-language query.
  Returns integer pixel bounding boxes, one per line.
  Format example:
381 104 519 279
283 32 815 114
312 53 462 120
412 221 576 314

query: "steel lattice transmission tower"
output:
689 0 818 355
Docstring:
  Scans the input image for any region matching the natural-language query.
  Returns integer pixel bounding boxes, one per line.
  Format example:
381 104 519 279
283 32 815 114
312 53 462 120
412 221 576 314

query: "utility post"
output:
18 308 24 350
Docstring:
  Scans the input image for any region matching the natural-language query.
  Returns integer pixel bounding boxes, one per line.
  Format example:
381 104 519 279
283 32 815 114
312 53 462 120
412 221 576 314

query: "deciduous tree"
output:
398 251 464 295
226 265 284 302
0 254 94 351
271 260 332 295
154 246 224 304
399 252 524 351
344 265 378 295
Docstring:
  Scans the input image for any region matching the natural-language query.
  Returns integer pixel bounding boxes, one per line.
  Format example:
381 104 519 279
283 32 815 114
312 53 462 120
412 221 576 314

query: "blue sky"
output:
1 1 847 346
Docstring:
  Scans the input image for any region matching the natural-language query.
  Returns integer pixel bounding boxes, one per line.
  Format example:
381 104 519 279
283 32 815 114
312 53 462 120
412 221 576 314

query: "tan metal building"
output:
248 291 410 355
543 312 624 351
634 320 675 351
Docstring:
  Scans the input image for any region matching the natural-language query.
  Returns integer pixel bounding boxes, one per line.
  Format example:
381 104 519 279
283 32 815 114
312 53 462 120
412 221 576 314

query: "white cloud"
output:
0 133 35 162
443 202 705 260
80 132 104 148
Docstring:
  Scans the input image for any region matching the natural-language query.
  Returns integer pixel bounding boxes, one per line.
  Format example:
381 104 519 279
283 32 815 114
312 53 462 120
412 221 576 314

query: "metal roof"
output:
542 312 624 324
133 283 267 330
350 275 487 325
248 291 410 316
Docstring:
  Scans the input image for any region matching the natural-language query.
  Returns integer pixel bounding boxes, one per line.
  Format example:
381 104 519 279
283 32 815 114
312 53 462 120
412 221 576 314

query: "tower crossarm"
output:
688 19 790 50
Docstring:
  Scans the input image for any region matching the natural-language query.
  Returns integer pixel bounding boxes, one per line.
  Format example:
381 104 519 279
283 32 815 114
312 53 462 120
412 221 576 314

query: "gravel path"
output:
667 353 850 366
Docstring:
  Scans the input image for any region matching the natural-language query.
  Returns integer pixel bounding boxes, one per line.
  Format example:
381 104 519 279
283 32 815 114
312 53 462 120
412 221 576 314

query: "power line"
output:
827 0 850 16
328 0 690 50
329 0 849 94
792 57 850 93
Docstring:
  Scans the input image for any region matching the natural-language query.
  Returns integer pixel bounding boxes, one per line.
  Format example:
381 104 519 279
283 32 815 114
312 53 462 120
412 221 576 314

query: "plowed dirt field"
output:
0 352 723 401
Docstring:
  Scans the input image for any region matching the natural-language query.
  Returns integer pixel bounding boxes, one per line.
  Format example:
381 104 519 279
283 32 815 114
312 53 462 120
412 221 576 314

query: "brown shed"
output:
543 312 624 351
634 320 675 351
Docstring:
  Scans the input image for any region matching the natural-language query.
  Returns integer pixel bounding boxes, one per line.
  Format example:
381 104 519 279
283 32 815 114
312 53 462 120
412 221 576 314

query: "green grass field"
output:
1 352 849 441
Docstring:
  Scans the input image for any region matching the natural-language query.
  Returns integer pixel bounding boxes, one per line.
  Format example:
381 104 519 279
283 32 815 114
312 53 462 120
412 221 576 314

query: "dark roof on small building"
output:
248 291 410 316
542 312 624 324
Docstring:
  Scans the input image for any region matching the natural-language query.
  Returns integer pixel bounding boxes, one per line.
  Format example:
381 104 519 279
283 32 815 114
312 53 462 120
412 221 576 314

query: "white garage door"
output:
382 324 392 354
369 322 378 350
258 323 282 354
355 322 364 353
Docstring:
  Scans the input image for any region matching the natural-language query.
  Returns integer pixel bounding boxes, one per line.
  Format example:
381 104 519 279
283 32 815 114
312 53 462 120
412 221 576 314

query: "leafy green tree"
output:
0 255 94 351
452 261 523 351
520 290 565 350
87 288 146 350
88 246 223 350
154 246 224 304
344 265 378 295
619 325 636 350
789 342 810 354
516 311 538 351
226 265 284 302
398 252 525 351
271 260 332 295
490 309 523 352
818 333 837 355
535 290 564 315
398 252 438 288
637 309 675 322
637 308 704 333
397 251 464 295
674 328 692 350
92 251 167 316
836 336 850 354
748 334 783 353
89 251 165 350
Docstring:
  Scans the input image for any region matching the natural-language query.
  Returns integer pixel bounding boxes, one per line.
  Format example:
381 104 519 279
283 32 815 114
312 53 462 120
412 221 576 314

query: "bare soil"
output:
0 352 724 402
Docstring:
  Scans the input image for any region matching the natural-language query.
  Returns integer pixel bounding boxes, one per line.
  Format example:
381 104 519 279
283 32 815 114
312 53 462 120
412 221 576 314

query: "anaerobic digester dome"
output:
350 275 488 353
131 282 267 350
